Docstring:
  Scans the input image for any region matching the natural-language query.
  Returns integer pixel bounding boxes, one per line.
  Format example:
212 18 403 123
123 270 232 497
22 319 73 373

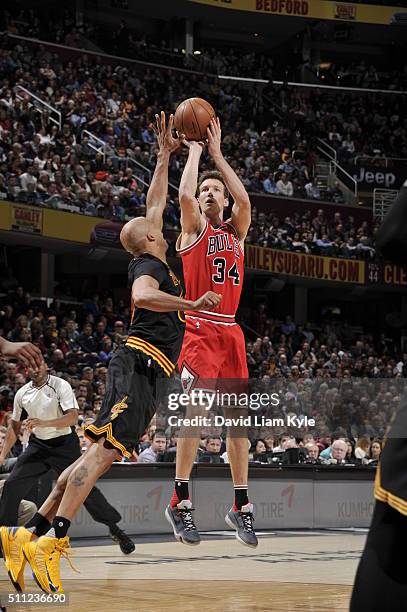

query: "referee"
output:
0 361 135 555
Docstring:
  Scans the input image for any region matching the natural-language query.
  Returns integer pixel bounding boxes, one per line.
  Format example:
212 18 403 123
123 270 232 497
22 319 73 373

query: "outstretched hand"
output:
153 111 181 154
0 339 43 370
207 117 222 159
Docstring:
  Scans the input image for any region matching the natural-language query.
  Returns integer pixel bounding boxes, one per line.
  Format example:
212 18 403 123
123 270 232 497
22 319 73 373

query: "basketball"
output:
174 97 216 141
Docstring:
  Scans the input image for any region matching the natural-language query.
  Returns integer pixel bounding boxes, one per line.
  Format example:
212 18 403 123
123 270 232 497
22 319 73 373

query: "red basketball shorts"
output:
178 316 248 392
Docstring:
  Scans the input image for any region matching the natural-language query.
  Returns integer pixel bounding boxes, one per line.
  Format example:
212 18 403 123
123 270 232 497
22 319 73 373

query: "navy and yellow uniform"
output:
373 181 407 514
85 254 185 458
351 181 407 610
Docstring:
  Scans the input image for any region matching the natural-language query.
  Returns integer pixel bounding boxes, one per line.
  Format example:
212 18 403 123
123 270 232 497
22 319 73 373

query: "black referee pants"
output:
0 432 121 528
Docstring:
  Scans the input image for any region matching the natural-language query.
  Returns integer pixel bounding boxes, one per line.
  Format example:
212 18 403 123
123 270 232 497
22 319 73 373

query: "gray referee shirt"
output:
12 375 79 441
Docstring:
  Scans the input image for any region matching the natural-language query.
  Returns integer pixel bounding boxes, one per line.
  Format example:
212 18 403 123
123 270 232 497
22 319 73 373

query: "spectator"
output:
77 323 98 353
263 173 278 195
198 436 224 464
305 443 320 463
355 436 370 461
254 440 267 455
305 178 321 200
137 430 167 463
276 172 294 197
368 439 382 463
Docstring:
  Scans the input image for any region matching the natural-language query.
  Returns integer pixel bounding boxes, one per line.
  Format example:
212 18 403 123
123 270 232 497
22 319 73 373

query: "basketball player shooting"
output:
165 117 257 547
0 112 221 593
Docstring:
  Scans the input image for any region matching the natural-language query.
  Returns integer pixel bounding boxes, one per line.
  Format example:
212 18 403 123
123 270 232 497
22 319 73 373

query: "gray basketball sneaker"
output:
225 502 258 548
165 500 201 546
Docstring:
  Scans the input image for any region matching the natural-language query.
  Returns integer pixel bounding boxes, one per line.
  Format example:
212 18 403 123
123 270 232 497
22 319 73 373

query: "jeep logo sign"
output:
354 168 396 188
344 162 404 191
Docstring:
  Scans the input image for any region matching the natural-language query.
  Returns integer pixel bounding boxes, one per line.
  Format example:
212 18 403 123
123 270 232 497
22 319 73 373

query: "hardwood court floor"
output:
0 532 365 611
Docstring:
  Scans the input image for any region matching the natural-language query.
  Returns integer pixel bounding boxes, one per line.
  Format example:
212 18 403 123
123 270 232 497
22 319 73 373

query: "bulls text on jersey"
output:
206 232 240 258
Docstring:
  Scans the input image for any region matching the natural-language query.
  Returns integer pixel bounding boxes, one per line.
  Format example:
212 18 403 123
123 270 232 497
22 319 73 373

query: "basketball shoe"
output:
0 526 35 591
225 503 258 548
165 500 200 545
109 525 135 554
23 535 75 593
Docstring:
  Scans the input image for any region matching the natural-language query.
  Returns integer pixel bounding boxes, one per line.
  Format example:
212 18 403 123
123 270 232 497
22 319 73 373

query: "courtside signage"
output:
187 0 403 25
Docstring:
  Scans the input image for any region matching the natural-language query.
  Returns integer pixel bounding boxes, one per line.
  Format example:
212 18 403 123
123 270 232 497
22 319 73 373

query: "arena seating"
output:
1 284 401 465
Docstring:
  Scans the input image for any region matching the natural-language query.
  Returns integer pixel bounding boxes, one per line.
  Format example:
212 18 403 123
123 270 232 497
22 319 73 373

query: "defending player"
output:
350 179 407 609
165 117 257 547
0 112 221 593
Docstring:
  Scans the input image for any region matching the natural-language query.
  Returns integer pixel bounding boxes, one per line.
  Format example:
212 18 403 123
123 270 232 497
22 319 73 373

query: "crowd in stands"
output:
318 60 407 91
0 34 317 214
0 30 405 224
0 281 403 466
247 206 378 259
0 34 405 220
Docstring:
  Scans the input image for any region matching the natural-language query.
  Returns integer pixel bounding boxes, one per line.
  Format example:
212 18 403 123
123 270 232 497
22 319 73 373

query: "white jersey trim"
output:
199 310 235 318
176 221 209 254
224 221 245 256
186 315 237 327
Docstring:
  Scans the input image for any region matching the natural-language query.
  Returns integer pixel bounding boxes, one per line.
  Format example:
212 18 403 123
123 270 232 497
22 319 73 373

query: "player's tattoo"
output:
71 466 88 487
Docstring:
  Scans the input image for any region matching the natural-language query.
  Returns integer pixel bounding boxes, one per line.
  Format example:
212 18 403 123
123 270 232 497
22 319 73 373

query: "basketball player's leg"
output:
26 451 94 528
167 319 220 544
166 400 210 545
24 349 155 591
221 325 257 547
350 501 407 610
0 444 63 591
50 438 118 522
21 440 118 593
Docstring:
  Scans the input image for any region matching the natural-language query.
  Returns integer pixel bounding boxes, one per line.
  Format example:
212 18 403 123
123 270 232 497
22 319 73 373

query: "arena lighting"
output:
219 75 269 84
193 50 201 55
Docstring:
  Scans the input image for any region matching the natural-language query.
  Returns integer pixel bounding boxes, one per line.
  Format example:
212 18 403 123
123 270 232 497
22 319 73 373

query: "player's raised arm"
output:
132 275 221 313
178 140 206 236
146 112 181 231
207 117 251 241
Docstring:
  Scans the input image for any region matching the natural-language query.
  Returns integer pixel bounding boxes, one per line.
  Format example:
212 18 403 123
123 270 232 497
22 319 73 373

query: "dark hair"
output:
206 435 222 443
197 170 229 199
152 429 167 441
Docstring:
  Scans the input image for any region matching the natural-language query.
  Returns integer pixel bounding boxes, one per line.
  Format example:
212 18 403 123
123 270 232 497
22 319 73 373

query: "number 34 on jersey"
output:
177 221 245 318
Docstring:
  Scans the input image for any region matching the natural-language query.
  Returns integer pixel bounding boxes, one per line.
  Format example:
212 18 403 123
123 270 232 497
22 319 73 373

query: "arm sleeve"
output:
128 258 167 288
12 389 26 421
57 380 79 412
375 182 407 265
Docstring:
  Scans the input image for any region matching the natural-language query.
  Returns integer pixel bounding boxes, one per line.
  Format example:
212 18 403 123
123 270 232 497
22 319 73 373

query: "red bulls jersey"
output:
176 221 244 323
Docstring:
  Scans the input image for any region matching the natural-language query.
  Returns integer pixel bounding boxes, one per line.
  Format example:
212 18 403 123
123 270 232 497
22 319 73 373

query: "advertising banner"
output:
343 162 406 192
187 0 404 26
245 244 365 284
366 261 407 287
10 204 43 234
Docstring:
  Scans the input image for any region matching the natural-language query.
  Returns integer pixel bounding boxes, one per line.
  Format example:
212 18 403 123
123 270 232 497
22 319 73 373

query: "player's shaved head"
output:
120 218 150 255
120 217 168 257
